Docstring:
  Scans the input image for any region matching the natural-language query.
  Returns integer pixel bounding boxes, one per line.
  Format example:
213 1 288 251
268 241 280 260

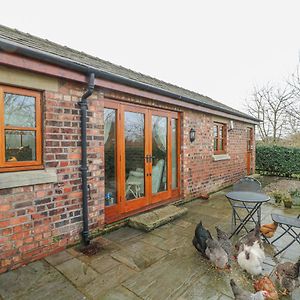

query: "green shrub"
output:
256 145 300 177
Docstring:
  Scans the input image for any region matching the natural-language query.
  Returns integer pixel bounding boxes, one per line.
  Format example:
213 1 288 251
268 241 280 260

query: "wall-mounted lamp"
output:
189 128 196 143
228 120 234 131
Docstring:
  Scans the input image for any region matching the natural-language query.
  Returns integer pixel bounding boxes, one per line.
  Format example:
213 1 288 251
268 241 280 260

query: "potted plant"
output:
290 189 300 206
270 190 293 208
270 190 283 204
282 193 293 208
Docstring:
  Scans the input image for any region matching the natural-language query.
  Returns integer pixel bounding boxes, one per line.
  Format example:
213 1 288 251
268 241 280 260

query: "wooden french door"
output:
104 100 180 222
246 127 253 175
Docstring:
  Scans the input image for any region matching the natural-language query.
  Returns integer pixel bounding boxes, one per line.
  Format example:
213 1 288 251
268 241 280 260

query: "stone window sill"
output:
0 168 58 189
212 154 231 161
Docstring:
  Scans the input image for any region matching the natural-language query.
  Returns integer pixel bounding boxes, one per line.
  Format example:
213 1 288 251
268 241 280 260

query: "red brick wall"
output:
0 80 255 273
181 110 255 200
0 80 105 273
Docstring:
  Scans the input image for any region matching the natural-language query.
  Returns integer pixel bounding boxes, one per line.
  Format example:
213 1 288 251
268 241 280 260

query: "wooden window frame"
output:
0 85 43 172
213 122 227 155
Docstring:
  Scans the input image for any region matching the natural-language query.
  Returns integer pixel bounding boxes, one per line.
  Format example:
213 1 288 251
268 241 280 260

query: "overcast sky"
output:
2 1 300 112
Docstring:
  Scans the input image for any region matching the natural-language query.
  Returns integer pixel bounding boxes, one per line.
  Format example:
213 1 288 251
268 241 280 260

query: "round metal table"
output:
226 191 270 238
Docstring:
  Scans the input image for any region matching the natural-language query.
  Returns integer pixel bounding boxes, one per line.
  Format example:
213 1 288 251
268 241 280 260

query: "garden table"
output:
226 191 270 239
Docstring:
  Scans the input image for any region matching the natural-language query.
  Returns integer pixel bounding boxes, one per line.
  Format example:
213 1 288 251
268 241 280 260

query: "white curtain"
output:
153 118 167 151
104 113 113 144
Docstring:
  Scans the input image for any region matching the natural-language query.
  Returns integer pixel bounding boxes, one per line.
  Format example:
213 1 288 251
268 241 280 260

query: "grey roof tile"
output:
0 24 256 121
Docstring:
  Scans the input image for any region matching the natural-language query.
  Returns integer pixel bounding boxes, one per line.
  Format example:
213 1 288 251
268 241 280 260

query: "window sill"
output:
0 168 58 189
212 154 230 161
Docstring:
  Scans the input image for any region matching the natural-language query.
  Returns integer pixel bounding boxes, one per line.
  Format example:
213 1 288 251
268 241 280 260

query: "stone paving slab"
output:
0 260 85 300
123 253 207 299
128 205 188 231
1 178 299 300
55 258 98 288
78 253 121 274
45 250 73 266
105 227 143 243
82 264 137 299
111 240 167 271
101 286 141 300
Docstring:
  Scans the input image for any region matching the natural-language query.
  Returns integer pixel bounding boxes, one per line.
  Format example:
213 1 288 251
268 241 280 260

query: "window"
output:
213 122 227 154
0 85 42 172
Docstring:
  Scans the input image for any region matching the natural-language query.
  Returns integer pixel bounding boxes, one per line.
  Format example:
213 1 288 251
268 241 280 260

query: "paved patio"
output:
0 183 299 300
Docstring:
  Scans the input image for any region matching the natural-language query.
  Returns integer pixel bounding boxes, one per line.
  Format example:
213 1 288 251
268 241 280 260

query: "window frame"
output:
213 122 227 155
0 85 43 172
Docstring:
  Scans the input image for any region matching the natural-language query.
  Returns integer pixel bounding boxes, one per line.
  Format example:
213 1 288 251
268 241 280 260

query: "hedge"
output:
256 145 300 177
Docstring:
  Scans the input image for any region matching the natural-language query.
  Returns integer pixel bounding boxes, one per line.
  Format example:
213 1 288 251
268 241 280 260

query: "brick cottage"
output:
0 25 258 272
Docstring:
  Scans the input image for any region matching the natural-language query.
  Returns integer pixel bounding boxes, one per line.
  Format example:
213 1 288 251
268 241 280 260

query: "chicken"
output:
260 222 278 238
192 221 212 257
235 224 264 258
274 257 300 294
253 276 279 300
250 240 265 263
205 238 229 269
237 243 263 276
230 279 269 300
215 226 233 265
236 224 263 254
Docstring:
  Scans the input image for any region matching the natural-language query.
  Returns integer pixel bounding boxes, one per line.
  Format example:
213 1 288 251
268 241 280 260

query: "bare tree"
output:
287 63 300 124
246 84 295 142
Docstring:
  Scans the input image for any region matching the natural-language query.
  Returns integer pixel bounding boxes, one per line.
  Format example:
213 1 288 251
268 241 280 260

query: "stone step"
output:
128 205 188 232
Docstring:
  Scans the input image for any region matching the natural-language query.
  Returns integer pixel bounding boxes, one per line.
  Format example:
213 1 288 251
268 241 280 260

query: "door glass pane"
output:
171 119 178 189
4 93 36 127
5 130 36 161
104 108 117 206
152 115 167 194
125 112 145 200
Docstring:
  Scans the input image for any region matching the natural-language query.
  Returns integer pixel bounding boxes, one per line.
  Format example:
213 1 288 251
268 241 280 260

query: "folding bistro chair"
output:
270 213 300 257
230 177 262 232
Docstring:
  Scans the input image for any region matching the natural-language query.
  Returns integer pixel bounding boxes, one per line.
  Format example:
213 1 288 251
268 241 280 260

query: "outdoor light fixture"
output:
189 128 196 143
228 120 234 131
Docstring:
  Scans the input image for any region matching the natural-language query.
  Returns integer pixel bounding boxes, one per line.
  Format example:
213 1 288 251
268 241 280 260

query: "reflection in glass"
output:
5 130 36 161
219 126 223 150
104 108 117 206
213 125 218 151
4 93 36 127
125 112 145 200
152 115 167 194
171 119 178 189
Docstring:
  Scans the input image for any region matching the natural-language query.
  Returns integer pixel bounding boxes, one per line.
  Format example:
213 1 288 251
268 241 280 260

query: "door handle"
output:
149 155 155 163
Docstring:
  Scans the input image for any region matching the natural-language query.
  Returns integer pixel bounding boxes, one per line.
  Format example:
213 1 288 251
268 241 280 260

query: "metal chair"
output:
233 177 262 192
270 213 300 257
230 177 262 232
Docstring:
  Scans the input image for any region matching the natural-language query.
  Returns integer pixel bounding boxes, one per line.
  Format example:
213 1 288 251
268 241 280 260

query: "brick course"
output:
0 79 255 273
0 80 105 273
181 110 254 200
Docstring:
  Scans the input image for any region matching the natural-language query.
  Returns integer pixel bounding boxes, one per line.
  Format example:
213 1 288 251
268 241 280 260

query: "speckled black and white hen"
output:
215 226 232 264
205 238 229 269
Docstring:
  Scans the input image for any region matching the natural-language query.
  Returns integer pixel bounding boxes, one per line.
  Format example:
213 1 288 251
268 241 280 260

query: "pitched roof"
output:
0 24 257 122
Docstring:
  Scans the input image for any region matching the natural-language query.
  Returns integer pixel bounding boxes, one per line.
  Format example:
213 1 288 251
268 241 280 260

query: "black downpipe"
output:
78 73 95 246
